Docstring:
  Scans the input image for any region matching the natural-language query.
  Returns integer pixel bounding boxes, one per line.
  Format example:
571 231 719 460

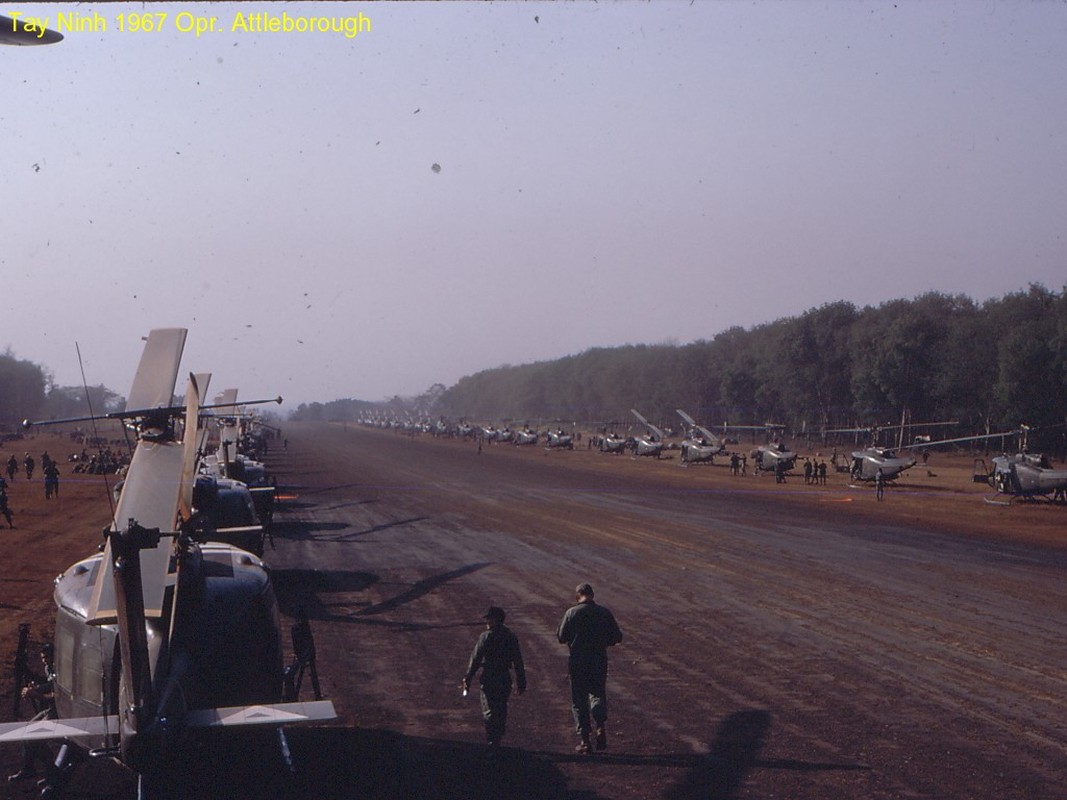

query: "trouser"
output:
569 657 608 737
20 708 55 773
479 682 511 744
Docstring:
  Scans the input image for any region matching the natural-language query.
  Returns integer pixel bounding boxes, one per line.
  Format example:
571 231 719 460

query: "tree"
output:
0 349 47 428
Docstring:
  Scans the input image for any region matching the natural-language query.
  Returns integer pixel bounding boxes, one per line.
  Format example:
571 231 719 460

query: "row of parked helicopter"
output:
0 329 334 798
362 409 1067 503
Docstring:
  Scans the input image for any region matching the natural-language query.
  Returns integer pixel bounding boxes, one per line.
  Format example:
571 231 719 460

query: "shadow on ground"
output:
285 727 576 800
273 564 492 632
663 710 869 800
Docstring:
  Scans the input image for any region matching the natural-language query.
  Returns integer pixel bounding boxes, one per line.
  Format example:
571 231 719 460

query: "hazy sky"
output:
4 1 1066 409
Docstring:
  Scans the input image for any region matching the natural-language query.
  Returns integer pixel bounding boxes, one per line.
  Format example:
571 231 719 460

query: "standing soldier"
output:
875 468 885 501
462 606 526 751
6 454 17 481
23 453 35 481
43 461 60 499
0 476 13 528
7 643 56 782
557 583 623 754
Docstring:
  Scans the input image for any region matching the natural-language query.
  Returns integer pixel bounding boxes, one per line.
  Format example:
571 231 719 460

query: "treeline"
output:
293 383 448 423
0 349 46 429
435 286 1067 449
0 348 123 431
292 397 397 422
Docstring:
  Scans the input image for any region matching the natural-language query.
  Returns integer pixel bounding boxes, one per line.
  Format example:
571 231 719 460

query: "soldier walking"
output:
557 583 623 754
462 606 526 751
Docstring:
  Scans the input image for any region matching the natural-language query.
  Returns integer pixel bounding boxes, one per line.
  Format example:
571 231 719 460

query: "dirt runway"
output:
3 423 1066 799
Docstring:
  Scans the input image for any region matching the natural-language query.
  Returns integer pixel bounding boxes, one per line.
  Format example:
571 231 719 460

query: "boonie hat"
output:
483 606 505 622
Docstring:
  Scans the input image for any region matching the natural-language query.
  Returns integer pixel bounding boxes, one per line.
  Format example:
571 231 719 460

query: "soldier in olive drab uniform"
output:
463 606 526 750
43 461 60 499
8 643 57 783
557 583 623 754
0 476 12 527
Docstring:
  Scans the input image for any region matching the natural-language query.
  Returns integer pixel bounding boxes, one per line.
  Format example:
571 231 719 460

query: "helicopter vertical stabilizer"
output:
86 329 189 624
125 328 187 412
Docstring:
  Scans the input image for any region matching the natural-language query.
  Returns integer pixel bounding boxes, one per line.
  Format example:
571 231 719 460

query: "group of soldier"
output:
802 458 830 485
462 582 623 755
66 447 127 475
0 450 66 528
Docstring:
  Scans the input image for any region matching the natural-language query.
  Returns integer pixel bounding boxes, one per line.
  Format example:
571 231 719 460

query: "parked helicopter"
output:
201 389 276 488
848 446 917 482
0 12 63 45
987 451 1067 500
720 422 797 473
597 432 629 454
475 424 513 444
850 429 1023 485
513 426 539 446
751 440 797 473
1 329 334 798
676 410 727 465
630 409 665 458
544 428 574 449
979 427 1067 501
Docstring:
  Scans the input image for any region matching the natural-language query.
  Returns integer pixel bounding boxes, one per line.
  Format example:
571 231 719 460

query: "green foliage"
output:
436 287 1067 445
42 384 124 421
0 350 46 428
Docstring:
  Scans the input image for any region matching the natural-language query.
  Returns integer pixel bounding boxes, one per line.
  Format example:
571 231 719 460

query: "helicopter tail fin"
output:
186 700 337 729
0 701 336 743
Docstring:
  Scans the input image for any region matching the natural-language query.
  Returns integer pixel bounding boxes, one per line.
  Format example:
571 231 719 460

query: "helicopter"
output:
474 424 512 444
544 428 574 450
0 12 63 45
751 440 797 474
676 410 727 465
846 429 1022 485
848 446 917 482
512 426 539 446
629 409 665 459
987 452 1067 500
0 329 334 798
201 389 276 489
720 422 797 473
813 419 952 482
597 431 629 454
980 426 1067 501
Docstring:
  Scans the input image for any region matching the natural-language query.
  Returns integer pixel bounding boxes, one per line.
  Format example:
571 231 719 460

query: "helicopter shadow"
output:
316 499 379 513
320 516 429 543
662 710 870 800
272 568 380 619
357 563 491 616
272 563 491 631
272 520 354 542
284 727 576 800
271 515 426 543
289 482 372 498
